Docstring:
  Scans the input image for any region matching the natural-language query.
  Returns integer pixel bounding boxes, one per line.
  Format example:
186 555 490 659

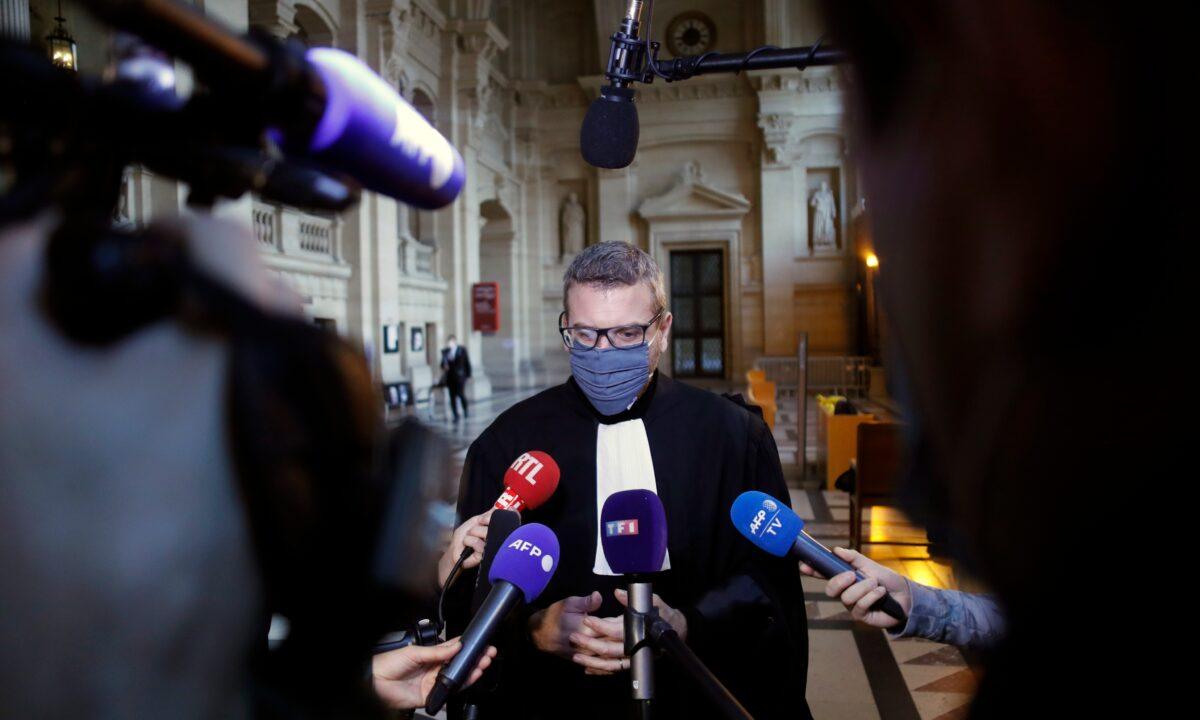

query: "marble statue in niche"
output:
560 192 586 259
810 181 838 251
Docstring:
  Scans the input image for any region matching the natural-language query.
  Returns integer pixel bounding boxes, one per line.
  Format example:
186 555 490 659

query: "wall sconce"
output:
865 252 879 269
46 0 78 72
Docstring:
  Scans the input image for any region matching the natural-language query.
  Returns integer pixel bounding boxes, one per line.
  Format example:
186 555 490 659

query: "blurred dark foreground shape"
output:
822 1 1187 715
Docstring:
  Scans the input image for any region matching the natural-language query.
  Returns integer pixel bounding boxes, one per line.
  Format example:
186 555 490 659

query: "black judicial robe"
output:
446 373 812 720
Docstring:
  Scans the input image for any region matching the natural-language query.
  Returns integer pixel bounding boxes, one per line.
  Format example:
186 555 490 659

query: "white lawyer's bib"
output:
593 418 672 575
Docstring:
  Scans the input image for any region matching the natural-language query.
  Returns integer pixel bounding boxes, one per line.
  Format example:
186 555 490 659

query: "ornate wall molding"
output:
749 69 843 95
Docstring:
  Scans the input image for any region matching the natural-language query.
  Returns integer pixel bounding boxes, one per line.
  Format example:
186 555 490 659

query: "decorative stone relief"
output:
757 112 798 167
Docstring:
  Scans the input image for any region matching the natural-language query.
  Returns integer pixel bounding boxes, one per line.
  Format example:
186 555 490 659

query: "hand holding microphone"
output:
425 523 561 715
800 547 913 630
731 491 908 624
371 637 496 711
438 508 494 589
438 451 560 589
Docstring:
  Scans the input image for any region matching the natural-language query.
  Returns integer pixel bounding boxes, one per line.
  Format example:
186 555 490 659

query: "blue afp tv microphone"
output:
730 491 908 624
600 489 668 712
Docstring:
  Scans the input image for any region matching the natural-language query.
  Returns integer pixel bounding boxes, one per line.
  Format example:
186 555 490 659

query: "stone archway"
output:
479 199 519 390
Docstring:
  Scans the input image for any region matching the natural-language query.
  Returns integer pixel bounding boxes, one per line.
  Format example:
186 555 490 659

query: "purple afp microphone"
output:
730 491 907 623
600 489 668 710
295 48 465 209
425 523 559 715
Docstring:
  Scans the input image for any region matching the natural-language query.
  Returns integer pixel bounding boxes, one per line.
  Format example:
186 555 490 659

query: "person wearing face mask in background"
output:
440 334 472 422
441 242 810 720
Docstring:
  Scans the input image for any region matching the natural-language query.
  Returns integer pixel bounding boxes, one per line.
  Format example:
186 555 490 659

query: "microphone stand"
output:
624 576 655 720
627 607 754 720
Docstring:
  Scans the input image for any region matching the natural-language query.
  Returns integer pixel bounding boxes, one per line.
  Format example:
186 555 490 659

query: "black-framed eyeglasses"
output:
559 310 665 350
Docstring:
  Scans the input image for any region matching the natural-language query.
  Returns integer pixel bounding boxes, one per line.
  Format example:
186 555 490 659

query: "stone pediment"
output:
637 162 751 223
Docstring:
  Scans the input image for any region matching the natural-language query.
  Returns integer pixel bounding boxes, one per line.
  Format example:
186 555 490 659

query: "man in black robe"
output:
444 242 810 720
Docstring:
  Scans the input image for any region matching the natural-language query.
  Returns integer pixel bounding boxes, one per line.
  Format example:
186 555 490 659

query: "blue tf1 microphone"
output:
730 490 908 624
600 489 668 708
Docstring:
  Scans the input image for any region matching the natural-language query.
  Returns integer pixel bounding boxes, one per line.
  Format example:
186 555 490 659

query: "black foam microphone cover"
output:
469 509 522 614
580 85 639 169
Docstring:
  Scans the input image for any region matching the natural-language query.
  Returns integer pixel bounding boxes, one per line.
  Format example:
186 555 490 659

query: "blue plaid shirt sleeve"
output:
890 580 1005 650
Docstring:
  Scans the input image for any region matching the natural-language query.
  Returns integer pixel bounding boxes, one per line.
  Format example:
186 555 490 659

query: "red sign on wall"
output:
472 282 500 333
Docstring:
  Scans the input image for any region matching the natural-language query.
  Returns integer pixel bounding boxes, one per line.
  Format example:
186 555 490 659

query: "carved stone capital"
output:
450 18 509 64
757 112 798 167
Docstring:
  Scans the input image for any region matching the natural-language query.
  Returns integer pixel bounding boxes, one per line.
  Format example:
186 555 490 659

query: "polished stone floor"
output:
402 381 981 720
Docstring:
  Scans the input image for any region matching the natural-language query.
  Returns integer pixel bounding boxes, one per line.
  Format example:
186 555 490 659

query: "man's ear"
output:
659 312 673 352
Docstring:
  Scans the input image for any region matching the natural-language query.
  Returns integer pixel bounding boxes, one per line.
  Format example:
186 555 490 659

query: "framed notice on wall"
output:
472 282 500 333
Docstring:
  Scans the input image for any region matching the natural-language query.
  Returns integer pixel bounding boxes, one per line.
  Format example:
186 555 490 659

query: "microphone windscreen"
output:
470 509 523 613
502 451 560 510
488 523 560 603
580 90 639 169
730 491 804 557
302 48 465 208
600 489 668 574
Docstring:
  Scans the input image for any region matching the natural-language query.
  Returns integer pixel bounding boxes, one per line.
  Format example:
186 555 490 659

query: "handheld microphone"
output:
581 1 646 169
469 508 523 614
425 523 560 715
449 450 559 572
600 489 669 707
730 491 908 623
494 450 560 512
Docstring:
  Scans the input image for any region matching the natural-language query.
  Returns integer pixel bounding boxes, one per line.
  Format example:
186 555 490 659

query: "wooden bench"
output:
849 421 926 551
746 378 777 431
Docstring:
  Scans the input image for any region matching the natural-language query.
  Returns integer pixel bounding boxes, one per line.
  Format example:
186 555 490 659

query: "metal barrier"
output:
753 344 874 470
808 355 871 395
756 356 799 389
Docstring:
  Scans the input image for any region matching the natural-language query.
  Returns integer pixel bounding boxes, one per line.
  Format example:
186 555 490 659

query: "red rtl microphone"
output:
448 451 561 574
494 451 559 512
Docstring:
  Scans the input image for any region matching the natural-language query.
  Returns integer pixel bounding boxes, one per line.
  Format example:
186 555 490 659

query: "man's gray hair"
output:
562 242 667 316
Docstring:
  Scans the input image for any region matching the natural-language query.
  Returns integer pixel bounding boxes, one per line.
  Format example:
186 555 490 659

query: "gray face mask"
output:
569 333 658 416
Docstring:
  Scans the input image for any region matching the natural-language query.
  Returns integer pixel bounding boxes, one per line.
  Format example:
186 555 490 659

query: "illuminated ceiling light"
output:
46 0 78 72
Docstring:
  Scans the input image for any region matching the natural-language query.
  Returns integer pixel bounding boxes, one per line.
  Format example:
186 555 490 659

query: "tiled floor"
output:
403 381 981 719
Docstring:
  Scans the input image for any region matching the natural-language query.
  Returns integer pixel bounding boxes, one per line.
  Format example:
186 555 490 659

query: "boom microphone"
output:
730 491 908 623
580 0 645 169
600 489 669 708
425 523 560 715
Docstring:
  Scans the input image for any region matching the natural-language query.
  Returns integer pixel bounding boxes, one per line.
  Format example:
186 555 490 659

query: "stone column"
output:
1 0 30 41
443 17 509 400
756 109 800 356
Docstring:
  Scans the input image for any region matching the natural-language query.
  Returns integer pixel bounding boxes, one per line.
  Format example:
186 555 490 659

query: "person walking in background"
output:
440 335 471 421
